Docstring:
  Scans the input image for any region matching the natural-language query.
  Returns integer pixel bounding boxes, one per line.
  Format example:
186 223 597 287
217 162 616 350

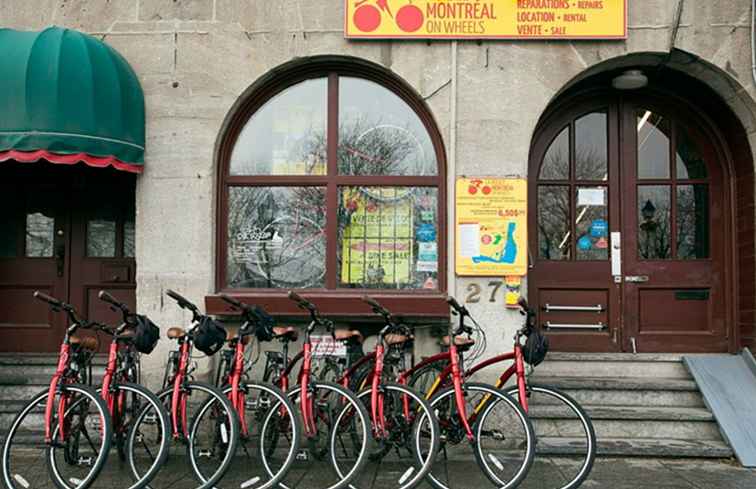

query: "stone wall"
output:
2 0 755 383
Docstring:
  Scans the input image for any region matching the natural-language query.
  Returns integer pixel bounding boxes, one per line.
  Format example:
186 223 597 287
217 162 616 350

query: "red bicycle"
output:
2 292 111 489
128 289 240 489
399 296 536 489
259 291 372 489
407 297 596 489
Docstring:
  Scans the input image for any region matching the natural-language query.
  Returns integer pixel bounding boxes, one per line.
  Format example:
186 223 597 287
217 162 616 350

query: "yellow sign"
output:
341 188 414 285
345 0 626 40
456 178 527 276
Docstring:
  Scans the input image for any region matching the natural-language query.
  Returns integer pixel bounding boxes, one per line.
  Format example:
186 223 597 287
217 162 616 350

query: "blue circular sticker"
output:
578 235 593 250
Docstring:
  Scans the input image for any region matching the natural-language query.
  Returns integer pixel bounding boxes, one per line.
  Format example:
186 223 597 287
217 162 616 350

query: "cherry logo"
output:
468 185 478 195
396 2 424 32
481 185 492 195
353 0 424 33
481 234 492 245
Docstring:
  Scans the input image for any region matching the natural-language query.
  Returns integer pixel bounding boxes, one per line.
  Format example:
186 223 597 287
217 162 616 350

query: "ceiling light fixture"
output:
612 69 648 90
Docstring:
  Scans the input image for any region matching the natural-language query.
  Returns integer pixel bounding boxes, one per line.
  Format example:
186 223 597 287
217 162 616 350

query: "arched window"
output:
216 62 446 304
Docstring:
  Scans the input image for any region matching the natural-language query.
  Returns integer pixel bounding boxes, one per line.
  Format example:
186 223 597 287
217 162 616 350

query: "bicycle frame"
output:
225 336 252 437
397 343 474 441
100 341 127 424
169 339 191 439
45 341 73 443
465 344 529 413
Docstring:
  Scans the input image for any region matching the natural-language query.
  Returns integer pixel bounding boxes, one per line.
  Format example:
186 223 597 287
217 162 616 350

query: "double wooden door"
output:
528 93 729 353
0 163 136 352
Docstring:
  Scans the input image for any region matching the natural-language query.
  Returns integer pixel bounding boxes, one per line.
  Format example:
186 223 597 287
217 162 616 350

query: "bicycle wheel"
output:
504 384 596 489
407 361 446 400
265 381 371 489
2 384 111 489
195 382 301 489
427 382 535 489
130 382 239 489
341 382 439 489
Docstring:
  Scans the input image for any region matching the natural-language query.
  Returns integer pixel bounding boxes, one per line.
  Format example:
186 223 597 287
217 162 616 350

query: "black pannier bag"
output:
251 306 276 342
194 316 227 356
133 315 160 354
523 328 549 367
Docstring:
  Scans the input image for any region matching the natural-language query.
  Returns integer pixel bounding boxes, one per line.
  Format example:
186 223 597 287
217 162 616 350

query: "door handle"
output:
625 275 649 283
55 244 65 277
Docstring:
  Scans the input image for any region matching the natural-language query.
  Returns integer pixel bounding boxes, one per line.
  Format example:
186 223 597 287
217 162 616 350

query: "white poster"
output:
458 223 480 258
577 188 606 207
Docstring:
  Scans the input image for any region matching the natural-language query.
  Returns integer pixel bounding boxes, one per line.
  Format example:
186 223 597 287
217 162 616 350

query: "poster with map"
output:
455 178 527 276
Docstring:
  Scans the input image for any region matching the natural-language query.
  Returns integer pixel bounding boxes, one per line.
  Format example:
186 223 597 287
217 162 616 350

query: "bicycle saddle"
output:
334 330 364 344
385 333 412 346
273 326 299 342
166 327 186 339
440 335 475 352
70 335 98 351
226 332 252 345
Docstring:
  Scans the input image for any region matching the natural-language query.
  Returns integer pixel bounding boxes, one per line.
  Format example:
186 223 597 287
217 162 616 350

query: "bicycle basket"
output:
194 316 227 356
251 305 276 342
523 328 549 367
133 314 160 354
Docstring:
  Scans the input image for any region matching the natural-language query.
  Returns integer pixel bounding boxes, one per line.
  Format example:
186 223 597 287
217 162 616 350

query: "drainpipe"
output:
448 40 458 295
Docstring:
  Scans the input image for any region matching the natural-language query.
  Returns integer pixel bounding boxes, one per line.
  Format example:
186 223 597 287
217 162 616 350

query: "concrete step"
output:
0 353 106 376
526 376 705 407
531 404 721 441
535 437 734 458
535 353 692 379
0 374 104 401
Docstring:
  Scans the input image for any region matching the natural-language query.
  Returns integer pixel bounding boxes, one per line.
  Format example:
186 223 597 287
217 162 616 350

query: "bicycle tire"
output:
406 361 447 400
344 382 440 489
204 382 301 489
504 384 596 489
426 382 535 489
2 384 112 489
269 381 372 489
131 382 239 489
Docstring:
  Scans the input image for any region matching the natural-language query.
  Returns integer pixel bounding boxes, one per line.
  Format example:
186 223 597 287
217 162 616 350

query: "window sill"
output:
205 290 450 319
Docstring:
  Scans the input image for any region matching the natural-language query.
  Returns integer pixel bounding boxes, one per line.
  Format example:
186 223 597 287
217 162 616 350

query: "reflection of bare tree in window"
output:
339 118 429 175
677 185 709 259
538 187 570 260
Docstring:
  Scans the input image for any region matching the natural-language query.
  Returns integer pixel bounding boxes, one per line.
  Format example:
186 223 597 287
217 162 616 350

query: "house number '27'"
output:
465 281 503 303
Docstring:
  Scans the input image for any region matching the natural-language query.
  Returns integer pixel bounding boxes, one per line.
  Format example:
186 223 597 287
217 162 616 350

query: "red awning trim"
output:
0 149 143 174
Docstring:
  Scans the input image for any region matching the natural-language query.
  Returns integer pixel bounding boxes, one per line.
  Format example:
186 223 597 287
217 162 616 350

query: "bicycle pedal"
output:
197 449 212 458
77 456 94 466
295 449 309 461
142 414 158 425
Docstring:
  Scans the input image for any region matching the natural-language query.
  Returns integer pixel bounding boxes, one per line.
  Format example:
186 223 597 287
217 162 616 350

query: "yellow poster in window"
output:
456 178 527 276
341 188 414 285
345 0 627 40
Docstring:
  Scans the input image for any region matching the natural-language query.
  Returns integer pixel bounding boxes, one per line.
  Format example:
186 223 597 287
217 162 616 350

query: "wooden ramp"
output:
683 349 756 467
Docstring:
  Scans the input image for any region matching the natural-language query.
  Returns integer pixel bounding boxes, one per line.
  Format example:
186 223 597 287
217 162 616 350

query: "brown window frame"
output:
209 59 448 317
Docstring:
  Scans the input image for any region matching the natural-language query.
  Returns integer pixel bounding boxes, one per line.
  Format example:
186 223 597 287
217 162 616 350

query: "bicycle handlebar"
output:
287 291 316 313
166 289 199 313
361 295 391 319
34 291 64 308
34 291 89 331
446 296 469 316
219 293 248 311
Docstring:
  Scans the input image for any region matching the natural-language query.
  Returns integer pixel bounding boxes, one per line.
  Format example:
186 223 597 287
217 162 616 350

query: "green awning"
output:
0 26 145 172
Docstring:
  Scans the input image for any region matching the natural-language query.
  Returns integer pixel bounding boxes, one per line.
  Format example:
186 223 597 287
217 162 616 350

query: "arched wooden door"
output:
528 92 730 353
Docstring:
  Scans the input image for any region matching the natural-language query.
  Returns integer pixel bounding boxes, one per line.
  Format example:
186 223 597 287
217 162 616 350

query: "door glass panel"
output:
539 126 569 180
637 110 670 179
575 186 609 260
230 77 327 176
124 220 135 258
575 112 608 181
87 219 117 257
538 186 570 260
338 77 437 176
337 187 438 289
676 125 708 179
226 186 326 288
677 185 709 259
25 210 55 258
637 185 671 260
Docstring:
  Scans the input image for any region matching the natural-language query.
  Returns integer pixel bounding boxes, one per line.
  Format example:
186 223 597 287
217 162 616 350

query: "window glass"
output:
637 110 670 179
537 186 570 260
677 185 709 259
539 126 569 180
575 186 609 260
124 220 135 258
230 78 327 176
339 77 437 176
676 125 708 179
25 201 55 258
227 186 326 288
575 112 608 181
638 185 671 259
338 187 438 289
